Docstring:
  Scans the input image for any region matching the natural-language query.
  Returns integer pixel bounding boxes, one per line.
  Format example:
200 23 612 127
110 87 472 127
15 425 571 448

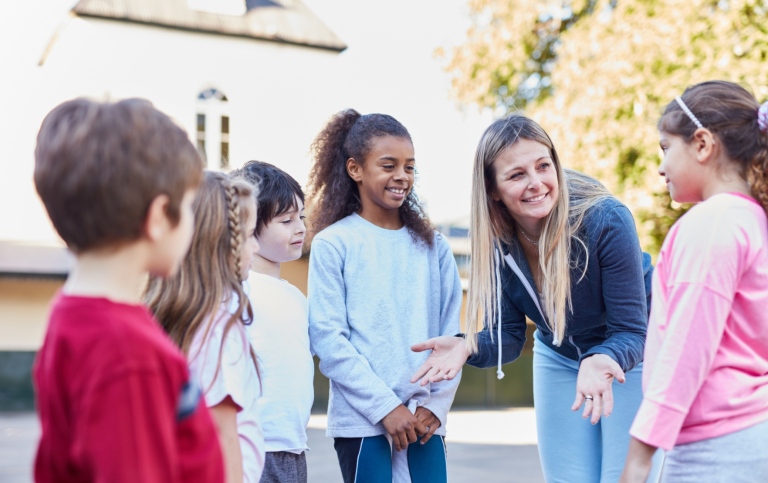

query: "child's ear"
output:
693 128 717 164
346 157 363 182
143 194 172 241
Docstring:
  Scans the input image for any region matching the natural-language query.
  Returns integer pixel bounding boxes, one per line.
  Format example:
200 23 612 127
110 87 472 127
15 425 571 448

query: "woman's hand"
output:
571 353 626 424
410 336 470 387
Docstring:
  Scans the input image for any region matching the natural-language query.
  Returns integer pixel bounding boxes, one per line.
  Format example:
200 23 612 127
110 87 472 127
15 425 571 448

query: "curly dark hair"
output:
306 109 434 247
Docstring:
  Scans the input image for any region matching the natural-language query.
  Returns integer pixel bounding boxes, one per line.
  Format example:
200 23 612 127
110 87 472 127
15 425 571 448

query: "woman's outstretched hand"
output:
571 353 626 424
410 336 471 387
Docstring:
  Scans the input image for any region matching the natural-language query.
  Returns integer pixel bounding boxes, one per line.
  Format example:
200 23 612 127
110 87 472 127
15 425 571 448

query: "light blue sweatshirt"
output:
308 213 462 438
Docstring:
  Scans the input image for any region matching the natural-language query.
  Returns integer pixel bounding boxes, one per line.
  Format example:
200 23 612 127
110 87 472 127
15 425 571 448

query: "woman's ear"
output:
692 128 717 164
143 194 172 241
346 157 363 182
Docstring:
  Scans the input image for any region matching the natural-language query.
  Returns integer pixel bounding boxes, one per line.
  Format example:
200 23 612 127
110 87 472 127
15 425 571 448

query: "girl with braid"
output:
621 81 768 482
306 109 463 483
146 171 265 483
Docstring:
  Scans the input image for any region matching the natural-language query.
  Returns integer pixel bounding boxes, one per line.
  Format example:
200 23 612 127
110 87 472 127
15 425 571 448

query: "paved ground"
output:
1 409 544 482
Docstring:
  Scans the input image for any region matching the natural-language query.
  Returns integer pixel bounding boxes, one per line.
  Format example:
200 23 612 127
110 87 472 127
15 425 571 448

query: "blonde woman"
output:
411 115 662 481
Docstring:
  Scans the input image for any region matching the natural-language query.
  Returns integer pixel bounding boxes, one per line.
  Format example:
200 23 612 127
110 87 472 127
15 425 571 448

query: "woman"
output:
411 115 661 481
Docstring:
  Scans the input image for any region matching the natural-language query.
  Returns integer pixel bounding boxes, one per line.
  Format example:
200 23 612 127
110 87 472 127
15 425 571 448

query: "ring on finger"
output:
585 395 594 402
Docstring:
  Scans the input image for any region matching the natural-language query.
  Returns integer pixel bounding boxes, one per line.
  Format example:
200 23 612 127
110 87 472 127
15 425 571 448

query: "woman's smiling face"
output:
491 138 559 233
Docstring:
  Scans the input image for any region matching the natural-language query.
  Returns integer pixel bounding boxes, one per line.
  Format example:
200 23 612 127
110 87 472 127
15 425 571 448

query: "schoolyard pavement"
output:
1 408 544 482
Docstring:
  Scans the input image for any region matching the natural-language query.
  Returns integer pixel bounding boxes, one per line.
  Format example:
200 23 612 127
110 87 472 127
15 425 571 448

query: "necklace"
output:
518 227 540 247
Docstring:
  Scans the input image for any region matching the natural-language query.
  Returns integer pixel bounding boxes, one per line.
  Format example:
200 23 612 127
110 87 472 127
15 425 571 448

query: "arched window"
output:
196 87 230 170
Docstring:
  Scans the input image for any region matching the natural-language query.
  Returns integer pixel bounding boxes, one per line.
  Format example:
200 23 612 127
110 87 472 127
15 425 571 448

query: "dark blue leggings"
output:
334 434 447 483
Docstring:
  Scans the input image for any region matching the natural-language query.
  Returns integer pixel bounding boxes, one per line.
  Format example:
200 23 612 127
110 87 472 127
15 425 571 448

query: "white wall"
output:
0 3 343 245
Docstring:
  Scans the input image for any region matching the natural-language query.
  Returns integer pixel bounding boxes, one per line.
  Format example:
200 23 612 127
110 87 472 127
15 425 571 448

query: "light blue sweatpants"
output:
533 332 663 483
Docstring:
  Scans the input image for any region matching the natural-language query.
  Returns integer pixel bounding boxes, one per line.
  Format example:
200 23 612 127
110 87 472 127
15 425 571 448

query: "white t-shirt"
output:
247 272 314 453
189 299 265 483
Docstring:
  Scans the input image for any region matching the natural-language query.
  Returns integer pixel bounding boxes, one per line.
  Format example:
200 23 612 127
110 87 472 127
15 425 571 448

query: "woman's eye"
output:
510 173 523 181
538 162 550 170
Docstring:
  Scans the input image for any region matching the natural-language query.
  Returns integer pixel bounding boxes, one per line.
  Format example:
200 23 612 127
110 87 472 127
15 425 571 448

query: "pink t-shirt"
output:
631 192 768 450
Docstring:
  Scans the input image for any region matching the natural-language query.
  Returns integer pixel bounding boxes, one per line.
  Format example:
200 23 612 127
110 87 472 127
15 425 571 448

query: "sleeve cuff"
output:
630 398 687 451
580 346 623 371
370 396 405 426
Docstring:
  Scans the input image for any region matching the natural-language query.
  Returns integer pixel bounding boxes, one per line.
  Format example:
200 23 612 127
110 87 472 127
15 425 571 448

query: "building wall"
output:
1 10 344 245
0 259 534 410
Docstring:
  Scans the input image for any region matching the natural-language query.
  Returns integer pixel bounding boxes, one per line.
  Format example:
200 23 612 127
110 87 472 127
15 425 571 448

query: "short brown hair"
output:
34 98 203 252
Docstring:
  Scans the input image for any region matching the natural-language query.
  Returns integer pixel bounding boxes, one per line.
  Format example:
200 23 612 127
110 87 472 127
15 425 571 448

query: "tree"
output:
444 0 768 253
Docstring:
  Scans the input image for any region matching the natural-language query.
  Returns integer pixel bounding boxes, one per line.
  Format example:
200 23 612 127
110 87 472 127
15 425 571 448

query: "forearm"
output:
582 329 646 373
314 343 402 424
210 399 243 483
423 372 462 428
620 437 658 483
466 326 524 368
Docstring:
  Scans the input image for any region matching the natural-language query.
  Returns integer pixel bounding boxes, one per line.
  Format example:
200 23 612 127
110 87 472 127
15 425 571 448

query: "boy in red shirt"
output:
32 98 224 482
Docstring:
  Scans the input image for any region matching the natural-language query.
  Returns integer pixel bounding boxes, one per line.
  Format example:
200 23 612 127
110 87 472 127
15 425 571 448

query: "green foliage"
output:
445 0 768 254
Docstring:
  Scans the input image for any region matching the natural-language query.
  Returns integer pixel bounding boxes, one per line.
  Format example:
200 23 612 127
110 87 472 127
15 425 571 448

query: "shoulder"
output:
314 215 358 242
579 197 637 240
47 296 187 383
673 194 765 248
428 229 451 253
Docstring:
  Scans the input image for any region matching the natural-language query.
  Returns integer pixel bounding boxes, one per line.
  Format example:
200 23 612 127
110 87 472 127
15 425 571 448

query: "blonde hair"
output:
145 171 258 382
467 115 612 351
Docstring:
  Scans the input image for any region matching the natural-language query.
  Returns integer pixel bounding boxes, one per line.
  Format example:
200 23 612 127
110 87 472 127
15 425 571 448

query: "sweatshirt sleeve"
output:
308 238 403 425
422 235 463 428
580 205 648 372
630 210 743 450
466 264 528 369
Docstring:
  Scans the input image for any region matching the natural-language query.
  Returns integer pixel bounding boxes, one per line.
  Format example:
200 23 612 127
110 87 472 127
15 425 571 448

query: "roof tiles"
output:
73 0 347 52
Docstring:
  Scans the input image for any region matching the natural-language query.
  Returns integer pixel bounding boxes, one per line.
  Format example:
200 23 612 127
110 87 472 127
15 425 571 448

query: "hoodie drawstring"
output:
495 247 505 380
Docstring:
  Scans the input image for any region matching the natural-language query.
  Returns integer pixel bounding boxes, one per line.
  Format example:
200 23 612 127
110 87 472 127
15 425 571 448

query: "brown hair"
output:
306 109 434 247
659 80 768 212
145 171 258 383
34 98 203 252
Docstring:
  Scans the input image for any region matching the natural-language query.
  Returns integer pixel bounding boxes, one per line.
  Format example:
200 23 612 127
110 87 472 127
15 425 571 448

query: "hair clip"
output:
758 101 768 134
675 96 704 129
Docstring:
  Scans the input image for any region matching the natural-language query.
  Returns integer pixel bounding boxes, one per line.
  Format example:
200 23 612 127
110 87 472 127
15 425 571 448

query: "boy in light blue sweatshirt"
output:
306 109 463 483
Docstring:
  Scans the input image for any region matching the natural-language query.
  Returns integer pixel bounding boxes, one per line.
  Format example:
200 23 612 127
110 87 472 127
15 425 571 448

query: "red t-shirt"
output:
33 293 224 482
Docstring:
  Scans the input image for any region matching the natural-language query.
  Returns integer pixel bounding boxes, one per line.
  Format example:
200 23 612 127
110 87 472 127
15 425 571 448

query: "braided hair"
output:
145 171 259 385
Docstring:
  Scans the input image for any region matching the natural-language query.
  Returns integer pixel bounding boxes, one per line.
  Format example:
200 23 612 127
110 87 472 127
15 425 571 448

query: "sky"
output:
299 0 494 224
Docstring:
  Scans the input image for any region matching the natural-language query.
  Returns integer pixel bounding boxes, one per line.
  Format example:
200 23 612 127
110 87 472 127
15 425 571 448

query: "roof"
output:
72 0 347 52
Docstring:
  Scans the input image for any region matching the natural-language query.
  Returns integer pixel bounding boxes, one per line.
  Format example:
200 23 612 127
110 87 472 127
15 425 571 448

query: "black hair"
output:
306 109 434 247
231 160 305 236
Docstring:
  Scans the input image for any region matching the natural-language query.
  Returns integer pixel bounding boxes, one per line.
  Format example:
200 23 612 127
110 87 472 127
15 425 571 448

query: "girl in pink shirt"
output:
621 81 768 482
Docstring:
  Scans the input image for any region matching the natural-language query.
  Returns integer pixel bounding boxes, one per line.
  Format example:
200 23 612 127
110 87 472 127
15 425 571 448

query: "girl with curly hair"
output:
306 109 463 483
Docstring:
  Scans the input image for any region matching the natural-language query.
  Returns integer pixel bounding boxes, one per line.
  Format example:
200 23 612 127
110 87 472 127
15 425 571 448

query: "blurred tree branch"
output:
444 0 768 254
